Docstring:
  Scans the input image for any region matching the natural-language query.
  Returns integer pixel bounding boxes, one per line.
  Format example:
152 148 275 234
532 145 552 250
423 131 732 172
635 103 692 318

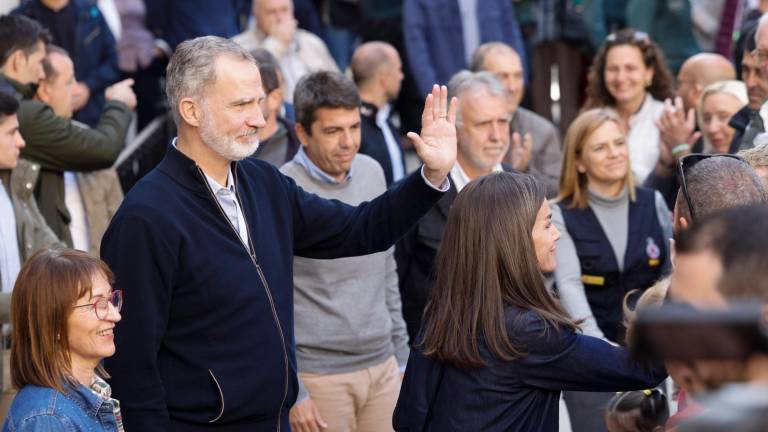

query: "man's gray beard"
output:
199 117 260 162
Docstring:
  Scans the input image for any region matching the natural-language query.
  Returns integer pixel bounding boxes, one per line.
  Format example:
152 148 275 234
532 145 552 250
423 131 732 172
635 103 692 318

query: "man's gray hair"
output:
676 156 768 222
447 70 508 124
165 36 255 125
468 42 518 72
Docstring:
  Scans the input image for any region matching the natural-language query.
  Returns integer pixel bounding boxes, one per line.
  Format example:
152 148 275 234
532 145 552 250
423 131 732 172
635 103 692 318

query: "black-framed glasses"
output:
73 290 123 321
677 153 745 222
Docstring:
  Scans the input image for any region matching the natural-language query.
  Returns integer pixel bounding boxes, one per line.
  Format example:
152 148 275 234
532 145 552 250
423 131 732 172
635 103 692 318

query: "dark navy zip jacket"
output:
394 307 667 432
101 144 445 431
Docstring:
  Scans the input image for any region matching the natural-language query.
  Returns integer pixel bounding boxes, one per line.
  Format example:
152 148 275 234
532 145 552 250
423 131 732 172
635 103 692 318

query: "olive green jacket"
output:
0 159 63 324
0 74 132 246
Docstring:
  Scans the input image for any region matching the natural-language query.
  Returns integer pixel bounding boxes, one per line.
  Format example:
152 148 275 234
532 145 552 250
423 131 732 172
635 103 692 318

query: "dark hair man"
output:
669 205 768 431
0 89 59 417
248 48 301 166
281 71 409 432
100 36 456 431
0 14 135 247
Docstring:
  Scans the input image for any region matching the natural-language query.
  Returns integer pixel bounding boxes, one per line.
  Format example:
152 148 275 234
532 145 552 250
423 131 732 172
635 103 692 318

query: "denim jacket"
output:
3 384 120 431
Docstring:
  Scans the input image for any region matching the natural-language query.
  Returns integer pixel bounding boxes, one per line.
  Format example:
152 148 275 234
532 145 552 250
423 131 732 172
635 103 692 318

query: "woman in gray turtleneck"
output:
551 108 672 432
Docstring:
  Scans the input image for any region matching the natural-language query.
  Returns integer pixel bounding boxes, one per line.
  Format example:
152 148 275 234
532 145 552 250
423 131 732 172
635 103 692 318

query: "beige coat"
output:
232 25 339 101
76 168 124 256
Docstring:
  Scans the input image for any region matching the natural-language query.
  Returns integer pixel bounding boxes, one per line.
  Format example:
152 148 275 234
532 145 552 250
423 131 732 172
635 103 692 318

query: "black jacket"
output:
101 143 444 431
360 102 406 187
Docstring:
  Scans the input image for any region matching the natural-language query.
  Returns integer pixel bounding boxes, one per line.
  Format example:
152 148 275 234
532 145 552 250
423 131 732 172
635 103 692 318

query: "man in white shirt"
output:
396 71 511 340
232 0 338 101
352 41 407 186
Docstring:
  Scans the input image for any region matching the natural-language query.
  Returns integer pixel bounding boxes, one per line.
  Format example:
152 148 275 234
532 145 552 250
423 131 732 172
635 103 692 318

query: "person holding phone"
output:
393 172 666 432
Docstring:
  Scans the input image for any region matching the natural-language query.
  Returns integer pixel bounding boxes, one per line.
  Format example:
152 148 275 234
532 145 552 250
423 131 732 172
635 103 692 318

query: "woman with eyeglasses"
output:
584 28 675 184
551 108 673 431
698 80 748 154
393 172 666 432
3 248 124 431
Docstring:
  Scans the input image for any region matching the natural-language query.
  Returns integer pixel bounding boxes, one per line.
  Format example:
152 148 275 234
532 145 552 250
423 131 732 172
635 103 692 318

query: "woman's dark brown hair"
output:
11 248 114 392
420 172 578 368
584 28 675 110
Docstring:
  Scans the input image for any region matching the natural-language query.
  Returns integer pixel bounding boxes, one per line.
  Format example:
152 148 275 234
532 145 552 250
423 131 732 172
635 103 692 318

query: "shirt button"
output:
31 164 38 171
25 182 32 190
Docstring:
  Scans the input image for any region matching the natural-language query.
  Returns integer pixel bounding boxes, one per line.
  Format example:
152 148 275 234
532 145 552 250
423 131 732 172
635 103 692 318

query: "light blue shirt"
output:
292 146 450 192
292 146 353 185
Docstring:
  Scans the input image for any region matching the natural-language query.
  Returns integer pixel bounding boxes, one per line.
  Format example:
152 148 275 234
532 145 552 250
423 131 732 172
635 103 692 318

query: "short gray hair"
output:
675 156 768 221
447 70 508 124
165 36 255 125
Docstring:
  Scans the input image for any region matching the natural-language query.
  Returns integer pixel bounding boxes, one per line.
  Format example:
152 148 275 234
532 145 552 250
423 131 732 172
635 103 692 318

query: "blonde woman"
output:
697 80 748 154
551 108 673 432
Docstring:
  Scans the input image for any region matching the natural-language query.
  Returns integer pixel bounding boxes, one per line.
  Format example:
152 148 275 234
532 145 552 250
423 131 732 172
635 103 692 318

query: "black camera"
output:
630 302 768 362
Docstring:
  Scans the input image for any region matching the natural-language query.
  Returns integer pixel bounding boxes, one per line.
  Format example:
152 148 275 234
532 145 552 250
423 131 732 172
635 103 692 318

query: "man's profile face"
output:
197 55 266 161
481 49 524 113
456 91 510 173
381 49 404 101
37 52 75 118
17 40 46 86
741 51 768 111
0 113 25 169
300 107 361 182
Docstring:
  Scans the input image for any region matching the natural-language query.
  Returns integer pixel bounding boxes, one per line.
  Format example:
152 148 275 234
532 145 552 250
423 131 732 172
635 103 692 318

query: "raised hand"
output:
407 84 458 187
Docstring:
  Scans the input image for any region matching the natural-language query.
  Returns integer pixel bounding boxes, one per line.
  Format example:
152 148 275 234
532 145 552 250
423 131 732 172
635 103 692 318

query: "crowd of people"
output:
1 1 768 432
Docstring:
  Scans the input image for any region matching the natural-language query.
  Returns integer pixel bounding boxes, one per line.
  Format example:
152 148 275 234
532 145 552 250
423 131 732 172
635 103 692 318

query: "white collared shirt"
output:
0 181 20 293
375 104 405 182
450 162 503 192
203 169 249 248
172 138 249 247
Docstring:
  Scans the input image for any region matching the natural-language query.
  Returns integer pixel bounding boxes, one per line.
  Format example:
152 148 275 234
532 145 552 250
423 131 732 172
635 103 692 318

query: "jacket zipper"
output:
196 166 290 431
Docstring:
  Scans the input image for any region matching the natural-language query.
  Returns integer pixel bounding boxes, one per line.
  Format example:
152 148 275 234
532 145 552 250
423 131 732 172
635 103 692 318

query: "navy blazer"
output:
394 307 667 432
402 0 528 96
101 143 445 431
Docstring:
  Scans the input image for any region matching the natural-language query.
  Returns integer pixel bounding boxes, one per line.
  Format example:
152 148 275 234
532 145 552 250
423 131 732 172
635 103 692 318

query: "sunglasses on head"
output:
605 30 650 45
677 153 745 222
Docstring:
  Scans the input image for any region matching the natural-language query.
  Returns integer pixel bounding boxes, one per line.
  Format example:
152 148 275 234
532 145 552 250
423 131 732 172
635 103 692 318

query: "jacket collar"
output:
360 101 378 118
158 140 238 198
61 381 110 418
0 74 36 100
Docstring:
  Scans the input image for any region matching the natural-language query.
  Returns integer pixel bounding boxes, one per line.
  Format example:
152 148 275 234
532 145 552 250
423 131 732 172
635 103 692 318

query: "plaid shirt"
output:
89 375 125 432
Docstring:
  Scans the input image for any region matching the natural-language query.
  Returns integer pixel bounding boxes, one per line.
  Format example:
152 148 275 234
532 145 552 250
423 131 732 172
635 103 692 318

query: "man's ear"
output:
267 89 283 112
295 122 310 148
179 97 202 127
36 81 50 104
679 217 689 231
6 50 24 75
